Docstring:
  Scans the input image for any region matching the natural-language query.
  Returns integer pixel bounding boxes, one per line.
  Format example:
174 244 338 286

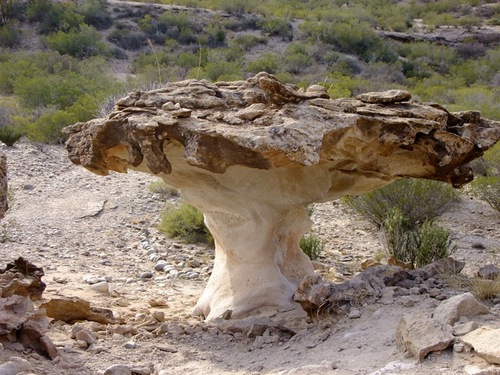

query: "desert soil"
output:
1 140 499 375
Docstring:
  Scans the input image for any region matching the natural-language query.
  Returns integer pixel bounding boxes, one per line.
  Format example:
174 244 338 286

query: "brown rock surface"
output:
65 73 500 320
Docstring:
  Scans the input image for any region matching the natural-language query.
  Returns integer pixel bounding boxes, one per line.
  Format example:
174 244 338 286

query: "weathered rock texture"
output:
0 153 8 220
65 72 500 320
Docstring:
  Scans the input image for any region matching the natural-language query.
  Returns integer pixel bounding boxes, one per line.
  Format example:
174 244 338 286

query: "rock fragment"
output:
461 326 500 365
356 89 411 104
395 312 454 362
433 292 490 326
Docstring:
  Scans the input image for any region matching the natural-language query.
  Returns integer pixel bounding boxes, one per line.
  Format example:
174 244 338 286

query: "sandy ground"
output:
1 140 499 375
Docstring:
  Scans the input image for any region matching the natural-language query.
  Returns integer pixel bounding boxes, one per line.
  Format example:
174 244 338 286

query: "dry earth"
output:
1 140 499 375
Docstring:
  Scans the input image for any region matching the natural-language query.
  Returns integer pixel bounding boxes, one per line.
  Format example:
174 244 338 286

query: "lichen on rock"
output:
65 72 500 321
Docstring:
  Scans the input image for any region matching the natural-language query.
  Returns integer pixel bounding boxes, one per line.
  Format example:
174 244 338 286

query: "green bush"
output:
28 0 84 34
246 53 280 74
0 20 21 48
76 0 112 30
43 24 108 58
382 208 456 267
257 16 292 41
0 124 23 146
300 233 324 260
108 28 147 51
233 34 267 51
344 178 460 229
159 202 213 244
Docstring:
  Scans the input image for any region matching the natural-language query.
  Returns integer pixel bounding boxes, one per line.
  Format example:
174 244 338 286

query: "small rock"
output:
454 343 465 352
461 326 500 365
433 292 490 325
396 312 454 362
477 264 500 280
152 311 166 322
76 329 97 345
75 340 88 349
0 357 33 375
104 364 132 375
140 272 153 279
348 308 361 319
124 341 136 349
90 281 110 294
453 321 479 336
356 89 411 104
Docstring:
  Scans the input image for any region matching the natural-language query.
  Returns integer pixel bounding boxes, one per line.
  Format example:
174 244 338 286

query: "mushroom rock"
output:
65 72 499 321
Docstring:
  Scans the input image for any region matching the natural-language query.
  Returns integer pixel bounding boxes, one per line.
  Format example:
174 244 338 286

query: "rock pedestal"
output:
65 73 499 320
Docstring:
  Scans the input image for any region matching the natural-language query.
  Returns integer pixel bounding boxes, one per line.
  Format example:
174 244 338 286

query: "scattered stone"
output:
148 299 168 307
433 292 490 326
152 311 165 322
0 356 34 375
477 264 500 280
463 364 500 375
453 321 479 336
124 341 136 349
395 312 454 362
39 335 59 359
140 272 153 279
348 308 361 319
461 326 500 365
103 364 132 375
76 329 97 345
90 281 110 294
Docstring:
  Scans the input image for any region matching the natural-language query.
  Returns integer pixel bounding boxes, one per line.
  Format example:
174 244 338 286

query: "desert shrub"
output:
344 178 460 229
0 124 23 146
0 20 21 47
219 0 257 14
233 33 267 51
148 179 179 198
470 177 500 212
382 209 456 267
257 16 292 41
28 0 83 34
410 220 456 267
159 202 213 244
108 28 147 51
246 53 280 74
399 42 458 78
204 22 226 48
76 0 112 30
300 233 324 260
43 24 108 58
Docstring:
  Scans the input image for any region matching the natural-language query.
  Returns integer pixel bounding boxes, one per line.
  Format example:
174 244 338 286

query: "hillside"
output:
0 0 499 145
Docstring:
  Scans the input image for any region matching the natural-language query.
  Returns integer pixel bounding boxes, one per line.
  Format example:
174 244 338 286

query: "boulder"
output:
477 264 500 280
395 312 454 362
65 73 499 320
461 326 500 365
433 292 490 326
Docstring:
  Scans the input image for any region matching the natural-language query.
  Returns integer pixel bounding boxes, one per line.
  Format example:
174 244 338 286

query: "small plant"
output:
411 220 456 268
300 233 324 260
467 276 500 301
344 178 460 228
159 202 213 244
0 124 23 146
148 179 179 198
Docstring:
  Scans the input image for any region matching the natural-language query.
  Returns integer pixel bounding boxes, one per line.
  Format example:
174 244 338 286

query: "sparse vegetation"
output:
344 179 460 229
346 179 459 267
159 202 213 244
148 179 180 198
300 233 324 260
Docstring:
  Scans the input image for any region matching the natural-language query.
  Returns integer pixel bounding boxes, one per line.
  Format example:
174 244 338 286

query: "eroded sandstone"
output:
65 72 500 321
